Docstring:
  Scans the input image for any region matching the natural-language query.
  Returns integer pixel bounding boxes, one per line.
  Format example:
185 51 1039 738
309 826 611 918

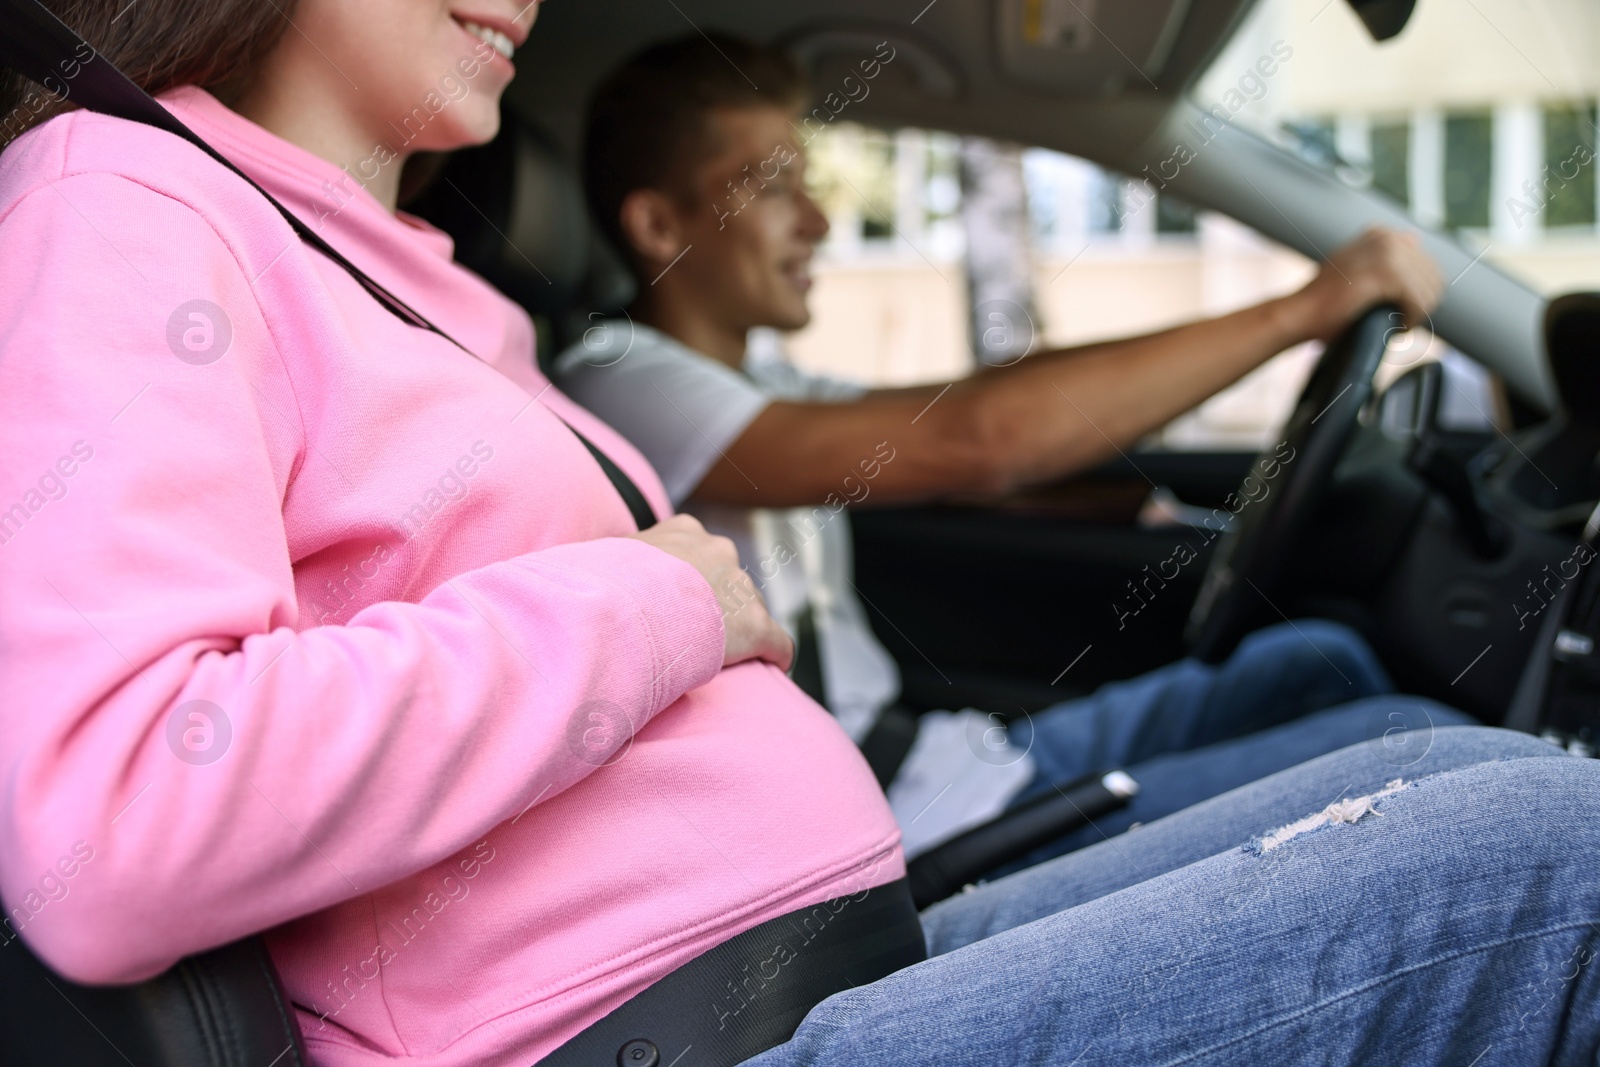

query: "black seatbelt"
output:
788 603 827 705
0 0 459 349
792 602 917 787
539 877 925 1067
563 421 658 531
0 0 658 530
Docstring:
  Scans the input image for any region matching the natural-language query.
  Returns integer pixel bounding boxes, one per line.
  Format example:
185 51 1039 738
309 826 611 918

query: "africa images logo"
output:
166 300 232 366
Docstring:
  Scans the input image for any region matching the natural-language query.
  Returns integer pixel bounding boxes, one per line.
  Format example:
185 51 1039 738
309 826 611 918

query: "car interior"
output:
3 0 1598 1062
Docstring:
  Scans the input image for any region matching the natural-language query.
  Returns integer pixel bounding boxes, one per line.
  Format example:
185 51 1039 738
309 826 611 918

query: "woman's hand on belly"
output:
630 514 795 671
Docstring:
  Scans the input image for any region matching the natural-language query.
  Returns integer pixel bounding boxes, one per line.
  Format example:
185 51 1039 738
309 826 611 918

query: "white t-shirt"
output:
554 322 1034 856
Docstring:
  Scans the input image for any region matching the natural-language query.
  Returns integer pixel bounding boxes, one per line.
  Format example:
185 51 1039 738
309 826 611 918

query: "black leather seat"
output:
0 931 307 1065
401 109 637 372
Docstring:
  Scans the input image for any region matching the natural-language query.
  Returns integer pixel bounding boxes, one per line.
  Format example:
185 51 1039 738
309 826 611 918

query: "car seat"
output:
401 110 636 374
0 933 307 1065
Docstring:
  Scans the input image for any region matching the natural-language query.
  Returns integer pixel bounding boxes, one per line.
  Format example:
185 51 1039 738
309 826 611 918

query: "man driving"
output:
553 34 1451 862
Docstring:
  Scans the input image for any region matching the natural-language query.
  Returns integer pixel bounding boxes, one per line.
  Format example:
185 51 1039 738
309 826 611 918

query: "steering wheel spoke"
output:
1185 304 1401 662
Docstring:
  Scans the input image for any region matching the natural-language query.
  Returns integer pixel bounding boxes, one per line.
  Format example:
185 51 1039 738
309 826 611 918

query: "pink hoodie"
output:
0 86 903 1065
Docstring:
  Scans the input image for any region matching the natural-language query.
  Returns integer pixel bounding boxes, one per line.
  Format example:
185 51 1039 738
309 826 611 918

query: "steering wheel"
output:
1185 304 1399 663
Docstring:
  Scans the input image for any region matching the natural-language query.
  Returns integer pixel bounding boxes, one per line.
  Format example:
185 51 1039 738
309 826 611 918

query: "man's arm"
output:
693 228 1443 508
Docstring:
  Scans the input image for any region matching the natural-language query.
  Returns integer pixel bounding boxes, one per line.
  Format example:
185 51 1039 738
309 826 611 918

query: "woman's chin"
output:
430 107 504 152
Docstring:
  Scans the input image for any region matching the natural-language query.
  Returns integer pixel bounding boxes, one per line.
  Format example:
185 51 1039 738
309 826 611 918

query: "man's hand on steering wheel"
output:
1294 227 1446 345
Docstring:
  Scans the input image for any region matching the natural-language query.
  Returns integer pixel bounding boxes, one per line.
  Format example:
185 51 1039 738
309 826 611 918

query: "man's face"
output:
669 105 830 332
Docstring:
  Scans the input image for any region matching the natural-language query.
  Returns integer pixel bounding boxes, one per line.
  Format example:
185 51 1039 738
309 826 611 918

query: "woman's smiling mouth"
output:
454 17 516 60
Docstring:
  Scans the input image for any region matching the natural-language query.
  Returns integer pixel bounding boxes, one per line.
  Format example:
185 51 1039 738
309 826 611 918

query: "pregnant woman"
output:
0 3 1595 1066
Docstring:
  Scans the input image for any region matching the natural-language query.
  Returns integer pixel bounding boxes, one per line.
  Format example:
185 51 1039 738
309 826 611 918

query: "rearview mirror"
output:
1345 0 1416 41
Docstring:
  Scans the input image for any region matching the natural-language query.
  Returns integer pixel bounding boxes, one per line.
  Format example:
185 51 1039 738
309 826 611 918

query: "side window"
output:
785 121 1501 453
786 122 1314 451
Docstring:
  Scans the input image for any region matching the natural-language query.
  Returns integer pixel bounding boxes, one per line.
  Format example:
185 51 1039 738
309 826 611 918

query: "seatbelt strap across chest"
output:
0 0 658 530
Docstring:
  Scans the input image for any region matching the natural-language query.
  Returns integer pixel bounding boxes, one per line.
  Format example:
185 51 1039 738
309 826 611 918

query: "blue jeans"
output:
745 727 1600 1065
996 619 1466 870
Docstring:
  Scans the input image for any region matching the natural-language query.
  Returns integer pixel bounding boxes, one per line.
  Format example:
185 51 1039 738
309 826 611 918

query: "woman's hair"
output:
0 0 298 149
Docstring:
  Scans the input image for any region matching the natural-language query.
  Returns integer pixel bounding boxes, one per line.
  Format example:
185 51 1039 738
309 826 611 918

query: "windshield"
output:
1194 0 1600 296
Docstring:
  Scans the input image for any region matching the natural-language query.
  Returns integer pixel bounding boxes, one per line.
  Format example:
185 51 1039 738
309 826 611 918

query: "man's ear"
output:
618 189 690 274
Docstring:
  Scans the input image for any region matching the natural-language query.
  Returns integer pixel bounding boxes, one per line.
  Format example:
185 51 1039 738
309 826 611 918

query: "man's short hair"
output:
583 34 808 272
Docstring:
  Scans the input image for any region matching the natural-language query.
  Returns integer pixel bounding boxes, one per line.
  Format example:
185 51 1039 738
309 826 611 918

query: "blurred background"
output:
778 0 1600 449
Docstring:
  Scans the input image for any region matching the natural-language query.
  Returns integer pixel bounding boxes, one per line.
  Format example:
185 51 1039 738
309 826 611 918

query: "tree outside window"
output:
1542 103 1597 229
1444 110 1491 230
1370 120 1410 209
